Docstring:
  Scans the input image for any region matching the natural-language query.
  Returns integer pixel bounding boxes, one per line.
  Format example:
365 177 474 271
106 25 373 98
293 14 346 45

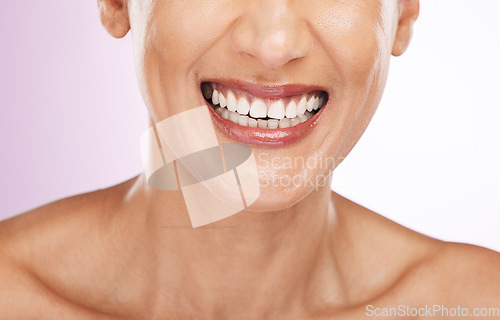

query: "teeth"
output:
228 110 239 123
268 100 285 119
226 91 237 112
290 118 300 127
313 97 319 110
318 95 325 108
285 100 297 119
258 119 267 129
249 99 267 118
218 108 316 129
268 119 279 129
279 118 291 128
219 93 227 108
248 118 258 128
207 84 325 114
221 108 229 119
297 97 307 116
236 97 250 115
306 96 315 112
206 84 325 129
212 90 220 105
238 115 249 126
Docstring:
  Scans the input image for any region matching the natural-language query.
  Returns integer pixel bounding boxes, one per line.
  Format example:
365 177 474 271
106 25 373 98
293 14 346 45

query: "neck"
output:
123 174 347 318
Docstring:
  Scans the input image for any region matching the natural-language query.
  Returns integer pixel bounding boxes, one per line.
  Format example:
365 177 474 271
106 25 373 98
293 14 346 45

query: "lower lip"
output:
206 102 326 147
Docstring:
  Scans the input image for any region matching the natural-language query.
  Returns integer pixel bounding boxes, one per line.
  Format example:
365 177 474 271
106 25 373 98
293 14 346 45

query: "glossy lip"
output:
202 78 328 99
201 79 329 147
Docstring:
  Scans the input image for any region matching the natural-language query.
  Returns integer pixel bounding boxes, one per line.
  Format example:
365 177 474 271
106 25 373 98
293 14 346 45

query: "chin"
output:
244 165 331 213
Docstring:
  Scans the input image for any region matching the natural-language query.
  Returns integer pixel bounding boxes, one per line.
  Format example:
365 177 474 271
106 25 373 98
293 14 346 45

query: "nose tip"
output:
230 6 313 70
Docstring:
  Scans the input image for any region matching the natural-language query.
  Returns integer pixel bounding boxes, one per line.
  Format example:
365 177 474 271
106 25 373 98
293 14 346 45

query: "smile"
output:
202 82 328 129
200 80 329 147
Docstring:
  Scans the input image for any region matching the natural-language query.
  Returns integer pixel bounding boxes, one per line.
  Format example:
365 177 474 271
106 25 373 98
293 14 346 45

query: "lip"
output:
201 79 328 147
202 78 328 99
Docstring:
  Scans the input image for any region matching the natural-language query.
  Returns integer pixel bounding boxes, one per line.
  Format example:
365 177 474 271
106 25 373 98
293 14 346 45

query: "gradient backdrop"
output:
1 0 499 251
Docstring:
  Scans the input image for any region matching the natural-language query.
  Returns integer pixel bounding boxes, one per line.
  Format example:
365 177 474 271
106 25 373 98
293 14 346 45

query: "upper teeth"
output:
204 84 326 120
249 99 267 118
268 100 286 119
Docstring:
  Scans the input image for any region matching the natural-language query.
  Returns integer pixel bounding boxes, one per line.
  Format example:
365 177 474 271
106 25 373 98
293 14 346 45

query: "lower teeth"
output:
215 107 314 128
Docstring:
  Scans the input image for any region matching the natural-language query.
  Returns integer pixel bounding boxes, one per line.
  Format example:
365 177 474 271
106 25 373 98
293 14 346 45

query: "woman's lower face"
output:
130 0 396 211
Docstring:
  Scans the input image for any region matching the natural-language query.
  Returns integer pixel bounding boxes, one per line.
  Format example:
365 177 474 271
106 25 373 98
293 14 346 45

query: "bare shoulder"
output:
0 176 136 259
0 177 138 319
332 192 500 309
384 225 500 308
426 242 500 304
330 192 445 302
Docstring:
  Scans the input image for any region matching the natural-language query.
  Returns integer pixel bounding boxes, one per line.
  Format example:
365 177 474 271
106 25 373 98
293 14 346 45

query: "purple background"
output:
0 0 148 217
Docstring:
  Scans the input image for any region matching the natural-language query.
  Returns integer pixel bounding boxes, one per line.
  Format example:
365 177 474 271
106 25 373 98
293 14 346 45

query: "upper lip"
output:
200 78 328 99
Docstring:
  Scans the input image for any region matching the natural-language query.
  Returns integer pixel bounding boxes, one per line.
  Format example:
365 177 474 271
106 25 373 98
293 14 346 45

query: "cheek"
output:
131 0 242 120
310 4 393 161
313 7 390 88
142 0 241 67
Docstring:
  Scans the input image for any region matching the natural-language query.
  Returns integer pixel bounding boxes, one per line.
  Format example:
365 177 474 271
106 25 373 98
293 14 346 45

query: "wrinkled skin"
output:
0 0 499 319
